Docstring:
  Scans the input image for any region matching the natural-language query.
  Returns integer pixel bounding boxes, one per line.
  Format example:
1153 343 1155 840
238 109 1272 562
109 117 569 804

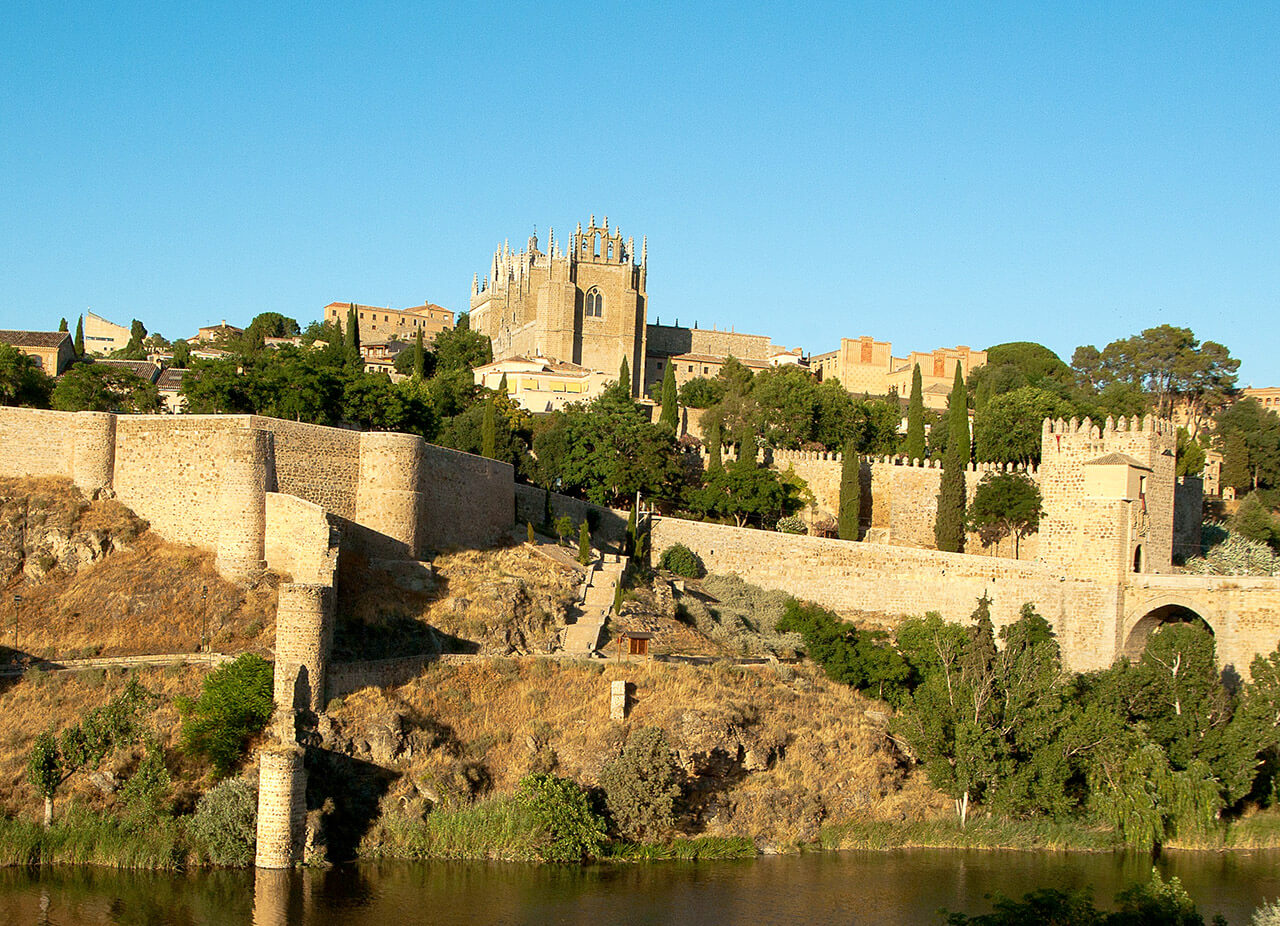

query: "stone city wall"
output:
418 443 514 552
250 416 362 519
514 483 629 546
265 493 338 586
1121 575 1280 678
650 515 1119 671
0 408 517 573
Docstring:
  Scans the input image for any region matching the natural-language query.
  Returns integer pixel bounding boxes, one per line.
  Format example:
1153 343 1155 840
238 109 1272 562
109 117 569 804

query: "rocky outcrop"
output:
0 478 146 581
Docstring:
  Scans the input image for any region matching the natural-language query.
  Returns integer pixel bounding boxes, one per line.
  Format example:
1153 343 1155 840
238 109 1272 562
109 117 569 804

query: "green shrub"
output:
516 773 607 862
1253 899 1280 926
776 515 806 534
178 654 273 777
598 727 683 841
658 543 704 578
187 777 258 866
554 514 575 546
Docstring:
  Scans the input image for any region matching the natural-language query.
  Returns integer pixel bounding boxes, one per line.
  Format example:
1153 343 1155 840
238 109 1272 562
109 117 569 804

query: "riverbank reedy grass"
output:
0 810 185 869
819 816 1124 852
604 836 757 860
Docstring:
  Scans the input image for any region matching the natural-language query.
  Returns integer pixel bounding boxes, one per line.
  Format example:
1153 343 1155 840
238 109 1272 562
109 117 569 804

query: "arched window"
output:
585 287 604 318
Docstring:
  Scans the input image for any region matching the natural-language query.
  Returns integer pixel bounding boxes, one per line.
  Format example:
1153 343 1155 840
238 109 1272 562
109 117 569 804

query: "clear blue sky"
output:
3 2 1277 384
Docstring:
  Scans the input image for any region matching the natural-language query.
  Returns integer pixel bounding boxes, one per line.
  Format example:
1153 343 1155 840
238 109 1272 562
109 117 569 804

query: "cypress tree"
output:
542 487 552 528
837 440 861 541
578 520 592 565
1222 431 1251 494
413 328 425 379
659 364 678 433
58 318 68 332
707 419 723 473
481 398 496 459
905 363 925 462
73 316 84 356
625 504 637 558
618 357 631 396
344 305 360 361
498 372 509 394
935 363 969 552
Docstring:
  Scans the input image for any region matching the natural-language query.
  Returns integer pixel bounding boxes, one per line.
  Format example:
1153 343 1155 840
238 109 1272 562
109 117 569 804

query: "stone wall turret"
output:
71 412 116 496
216 429 271 582
355 431 425 559
254 746 307 869
273 583 335 712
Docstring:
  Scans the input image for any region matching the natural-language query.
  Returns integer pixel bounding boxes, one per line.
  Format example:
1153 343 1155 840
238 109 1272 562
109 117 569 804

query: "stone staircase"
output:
563 554 627 656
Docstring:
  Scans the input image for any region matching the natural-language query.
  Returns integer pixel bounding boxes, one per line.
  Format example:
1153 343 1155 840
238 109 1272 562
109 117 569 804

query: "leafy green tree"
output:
51 363 161 413
935 363 969 552
905 364 926 462
245 312 300 340
837 440 860 540
481 397 496 459
1232 495 1279 548
113 319 148 360
598 727 683 840
0 344 53 407
658 363 678 434
706 418 723 473
716 355 755 395
750 365 819 448
434 314 492 372
778 599 910 703
74 316 84 356
27 678 155 825
58 318 68 332
577 519 591 565
974 387 1076 464
1215 398 1280 494
178 654 273 777
517 773 608 862
968 342 1074 407
1088 325 1239 435
171 338 190 368
690 451 800 527
966 472 1043 557
188 777 258 866
413 328 425 379
678 376 724 409
1176 427 1207 478
532 394 682 507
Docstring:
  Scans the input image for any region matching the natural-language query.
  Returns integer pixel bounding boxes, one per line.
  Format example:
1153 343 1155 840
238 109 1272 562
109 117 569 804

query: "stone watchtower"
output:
469 216 648 395
1038 415 1177 582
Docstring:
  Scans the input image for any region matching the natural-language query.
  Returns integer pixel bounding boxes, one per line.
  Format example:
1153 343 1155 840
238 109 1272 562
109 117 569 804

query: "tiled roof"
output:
156 368 188 391
0 330 71 349
95 360 160 382
1085 452 1151 469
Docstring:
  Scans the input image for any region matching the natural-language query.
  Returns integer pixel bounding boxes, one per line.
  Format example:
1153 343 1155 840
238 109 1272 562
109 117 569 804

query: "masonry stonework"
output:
254 747 307 869
273 583 335 712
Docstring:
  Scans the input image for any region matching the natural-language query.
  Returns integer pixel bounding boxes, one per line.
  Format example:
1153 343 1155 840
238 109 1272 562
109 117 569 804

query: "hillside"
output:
0 477 277 662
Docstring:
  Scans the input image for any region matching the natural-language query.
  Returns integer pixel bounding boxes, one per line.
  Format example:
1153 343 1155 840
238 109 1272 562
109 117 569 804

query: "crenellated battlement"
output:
1042 414 1177 439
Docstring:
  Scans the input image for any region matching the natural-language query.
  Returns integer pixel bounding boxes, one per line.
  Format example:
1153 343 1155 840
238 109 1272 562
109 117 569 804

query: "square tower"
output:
1038 415 1178 580
470 217 648 396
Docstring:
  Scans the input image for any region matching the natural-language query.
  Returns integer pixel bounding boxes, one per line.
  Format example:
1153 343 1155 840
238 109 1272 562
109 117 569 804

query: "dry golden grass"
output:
0 665 208 819
329 657 948 850
0 478 277 661
334 544 580 658
4 532 278 660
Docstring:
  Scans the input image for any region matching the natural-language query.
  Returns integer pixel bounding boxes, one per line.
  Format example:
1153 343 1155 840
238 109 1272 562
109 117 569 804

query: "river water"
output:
1 850 1277 925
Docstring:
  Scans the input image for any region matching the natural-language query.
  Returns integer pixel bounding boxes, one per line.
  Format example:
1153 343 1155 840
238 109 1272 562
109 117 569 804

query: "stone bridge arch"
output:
1120 593 1215 662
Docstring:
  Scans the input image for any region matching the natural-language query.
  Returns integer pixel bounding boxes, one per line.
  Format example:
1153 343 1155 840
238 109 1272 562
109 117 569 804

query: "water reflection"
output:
0 849 1277 926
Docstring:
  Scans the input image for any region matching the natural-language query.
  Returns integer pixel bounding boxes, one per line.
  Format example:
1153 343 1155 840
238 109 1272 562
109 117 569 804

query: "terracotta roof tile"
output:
0 330 71 349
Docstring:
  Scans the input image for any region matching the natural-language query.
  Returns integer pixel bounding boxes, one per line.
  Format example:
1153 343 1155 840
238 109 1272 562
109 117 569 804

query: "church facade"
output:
469 217 648 396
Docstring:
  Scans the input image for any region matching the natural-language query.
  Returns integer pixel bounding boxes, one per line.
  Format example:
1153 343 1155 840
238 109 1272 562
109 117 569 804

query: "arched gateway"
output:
1121 596 1214 662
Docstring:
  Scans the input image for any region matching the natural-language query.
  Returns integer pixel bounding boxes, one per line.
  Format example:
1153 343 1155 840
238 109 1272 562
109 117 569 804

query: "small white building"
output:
473 356 611 413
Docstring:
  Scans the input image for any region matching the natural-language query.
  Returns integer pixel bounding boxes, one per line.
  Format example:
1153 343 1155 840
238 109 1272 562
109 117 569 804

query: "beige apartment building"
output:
0 330 75 375
813 336 987 408
325 301 455 345
83 312 132 355
473 356 612 413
